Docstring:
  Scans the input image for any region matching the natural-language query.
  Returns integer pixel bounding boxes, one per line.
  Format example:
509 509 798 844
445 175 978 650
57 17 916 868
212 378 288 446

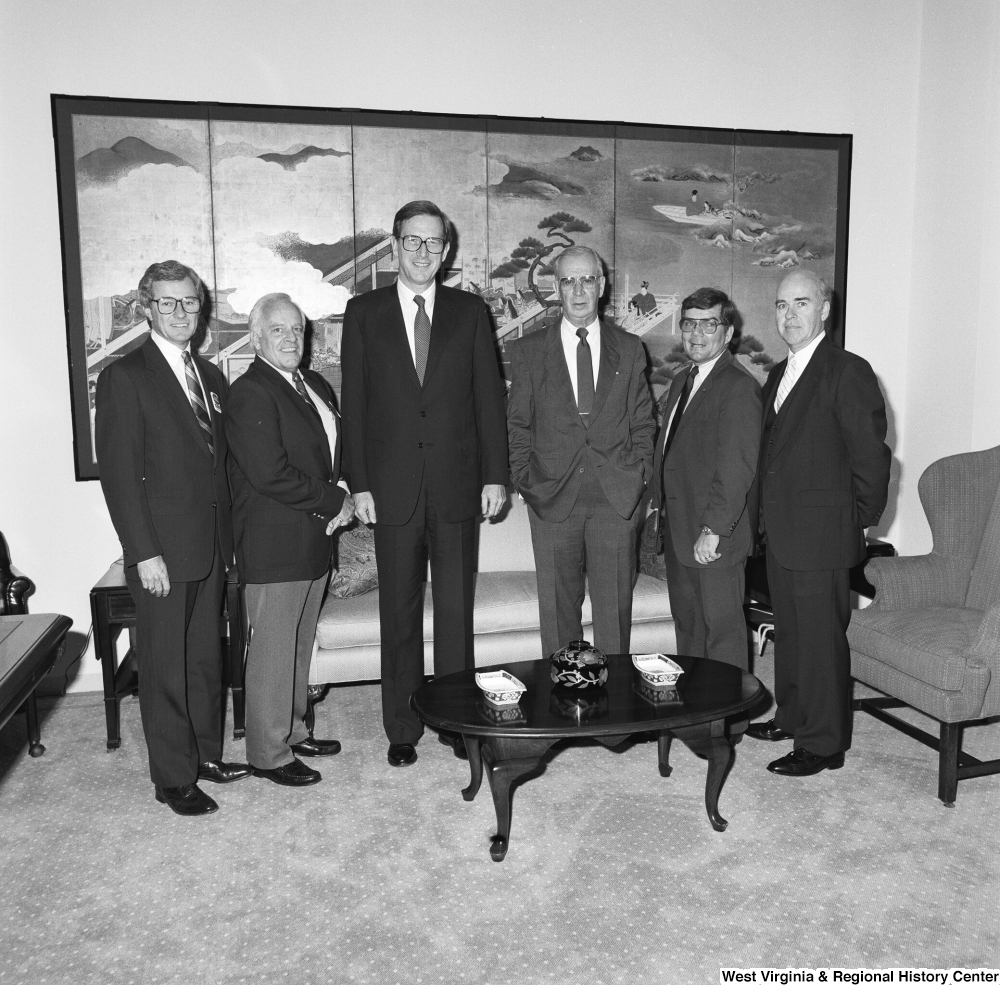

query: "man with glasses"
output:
95 260 249 816
341 201 508 768
507 246 655 659
748 270 890 776
225 294 354 788
650 288 762 671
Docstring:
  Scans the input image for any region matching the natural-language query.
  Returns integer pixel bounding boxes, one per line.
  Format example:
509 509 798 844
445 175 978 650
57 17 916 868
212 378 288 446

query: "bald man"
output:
749 271 890 777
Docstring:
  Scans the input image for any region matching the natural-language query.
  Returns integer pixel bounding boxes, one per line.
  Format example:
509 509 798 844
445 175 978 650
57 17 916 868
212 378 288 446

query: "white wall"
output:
1 0 994 691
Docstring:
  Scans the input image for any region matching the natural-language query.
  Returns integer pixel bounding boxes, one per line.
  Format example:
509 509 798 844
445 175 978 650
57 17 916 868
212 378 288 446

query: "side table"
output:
89 561 246 750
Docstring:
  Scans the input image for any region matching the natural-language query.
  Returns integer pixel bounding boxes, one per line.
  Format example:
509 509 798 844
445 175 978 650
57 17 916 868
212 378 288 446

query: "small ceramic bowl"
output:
475 670 527 707
632 654 684 689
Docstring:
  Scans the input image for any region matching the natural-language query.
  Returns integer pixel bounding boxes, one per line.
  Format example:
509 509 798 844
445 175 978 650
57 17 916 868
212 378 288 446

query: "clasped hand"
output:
325 494 356 536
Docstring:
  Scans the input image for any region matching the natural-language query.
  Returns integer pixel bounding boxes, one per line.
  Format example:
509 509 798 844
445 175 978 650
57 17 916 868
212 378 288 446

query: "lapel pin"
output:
211 392 222 413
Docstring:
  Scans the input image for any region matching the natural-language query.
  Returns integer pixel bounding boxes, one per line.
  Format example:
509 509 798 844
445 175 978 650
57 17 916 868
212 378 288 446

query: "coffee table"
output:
412 654 765 861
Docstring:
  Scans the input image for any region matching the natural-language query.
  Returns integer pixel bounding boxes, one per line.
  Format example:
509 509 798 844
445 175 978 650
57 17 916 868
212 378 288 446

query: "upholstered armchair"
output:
848 444 1000 805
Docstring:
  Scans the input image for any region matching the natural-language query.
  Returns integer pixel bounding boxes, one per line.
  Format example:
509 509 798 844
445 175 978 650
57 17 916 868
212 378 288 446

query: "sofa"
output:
309 493 676 684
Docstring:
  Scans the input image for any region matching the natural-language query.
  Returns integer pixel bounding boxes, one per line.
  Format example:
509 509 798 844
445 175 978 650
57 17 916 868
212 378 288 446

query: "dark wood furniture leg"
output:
462 734 483 801
24 692 44 758
90 588 125 751
671 719 736 832
657 732 673 777
227 578 247 739
480 736 555 862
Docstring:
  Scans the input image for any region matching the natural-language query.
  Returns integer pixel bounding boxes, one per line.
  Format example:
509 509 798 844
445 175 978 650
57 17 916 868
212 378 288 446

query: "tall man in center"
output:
340 201 508 768
507 246 655 658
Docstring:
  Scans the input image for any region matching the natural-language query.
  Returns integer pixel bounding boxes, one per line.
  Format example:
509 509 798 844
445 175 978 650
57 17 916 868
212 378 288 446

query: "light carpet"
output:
1 652 998 985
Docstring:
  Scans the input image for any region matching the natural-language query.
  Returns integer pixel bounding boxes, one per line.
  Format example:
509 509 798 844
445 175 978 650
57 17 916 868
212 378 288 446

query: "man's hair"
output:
137 260 205 308
392 200 453 245
553 245 604 279
247 292 303 343
680 287 736 327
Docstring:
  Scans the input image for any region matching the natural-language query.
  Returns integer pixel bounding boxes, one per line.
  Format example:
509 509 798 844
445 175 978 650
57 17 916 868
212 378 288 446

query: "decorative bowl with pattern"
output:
475 670 527 707
631 653 684 689
549 640 608 689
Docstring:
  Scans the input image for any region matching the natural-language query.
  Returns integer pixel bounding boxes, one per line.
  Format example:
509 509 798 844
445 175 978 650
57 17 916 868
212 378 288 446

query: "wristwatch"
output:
700 525 714 536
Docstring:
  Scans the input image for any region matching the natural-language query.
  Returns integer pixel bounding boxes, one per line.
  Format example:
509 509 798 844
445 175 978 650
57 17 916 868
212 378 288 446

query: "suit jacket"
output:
340 284 508 525
95 334 233 581
225 357 347 584
758 335 891 570
650 349 763 567
507 320 655 522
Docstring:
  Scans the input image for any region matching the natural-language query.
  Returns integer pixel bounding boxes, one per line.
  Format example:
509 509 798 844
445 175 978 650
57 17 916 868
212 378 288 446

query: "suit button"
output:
579 467 585 473
417 443 424 448
211 503 217 509
420 411 426 418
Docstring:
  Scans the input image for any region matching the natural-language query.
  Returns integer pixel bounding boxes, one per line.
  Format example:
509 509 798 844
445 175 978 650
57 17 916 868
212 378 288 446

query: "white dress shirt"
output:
397 279 437 368
560 316 601 404
260 357 349 494
774 331 825 411
661 349 725 441
150 331 211 415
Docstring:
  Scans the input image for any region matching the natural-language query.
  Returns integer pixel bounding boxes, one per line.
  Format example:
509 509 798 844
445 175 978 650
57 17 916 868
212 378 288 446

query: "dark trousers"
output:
766 544 852 756
527 470 641 659
662 521 748 670
244 573 329 770
374 484 475 745
127 548 225 788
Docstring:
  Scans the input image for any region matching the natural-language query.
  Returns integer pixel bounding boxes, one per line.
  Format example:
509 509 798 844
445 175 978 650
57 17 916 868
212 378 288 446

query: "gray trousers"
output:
244 573 329 770
527 471 641 659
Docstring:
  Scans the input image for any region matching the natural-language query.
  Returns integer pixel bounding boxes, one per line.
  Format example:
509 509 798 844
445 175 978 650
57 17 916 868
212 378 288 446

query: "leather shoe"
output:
387 743 418 767
290 736 341 757
250 758 322 786
198 760 252 783
747 719 794 742
437 731 468 760
155 783 218 816
767 748 845 776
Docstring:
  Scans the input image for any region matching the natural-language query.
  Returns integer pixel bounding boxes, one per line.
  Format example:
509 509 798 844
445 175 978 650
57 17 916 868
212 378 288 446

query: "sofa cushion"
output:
328 524 378 599
315 570 672 651
848 607 982 692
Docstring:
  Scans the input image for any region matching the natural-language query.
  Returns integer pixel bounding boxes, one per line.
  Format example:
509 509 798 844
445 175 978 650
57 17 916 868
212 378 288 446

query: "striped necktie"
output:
293 370 319 414
774 355 799 413
181 351 213 454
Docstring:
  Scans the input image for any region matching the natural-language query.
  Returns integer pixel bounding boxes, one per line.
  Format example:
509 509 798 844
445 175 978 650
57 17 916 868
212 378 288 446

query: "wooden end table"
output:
412 654 765 861
89 561 246 750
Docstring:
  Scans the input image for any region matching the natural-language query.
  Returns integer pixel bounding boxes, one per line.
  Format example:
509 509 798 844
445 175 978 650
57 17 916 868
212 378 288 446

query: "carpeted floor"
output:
1 652 998 985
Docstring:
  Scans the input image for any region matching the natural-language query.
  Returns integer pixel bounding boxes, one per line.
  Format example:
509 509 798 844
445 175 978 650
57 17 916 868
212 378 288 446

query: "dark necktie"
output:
663 365 698 458
413 295 431 385
293 370 320 415
576 327 595 424
182 351 214 455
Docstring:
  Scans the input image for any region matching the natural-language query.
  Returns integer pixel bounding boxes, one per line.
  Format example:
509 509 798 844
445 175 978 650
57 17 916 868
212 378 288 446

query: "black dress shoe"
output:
290 737 342 757
747 719 794 742
250 758 322 786
198 760 252 783
155 784 219 816
767 748 845 776
387 743 418 767
437 731 468 760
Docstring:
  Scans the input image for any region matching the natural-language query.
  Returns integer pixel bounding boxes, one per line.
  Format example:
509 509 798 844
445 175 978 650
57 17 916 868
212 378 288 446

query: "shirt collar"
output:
561 316 600 342
397 278 436 309
150 329 191 365
788 330 825 368
259 354 301 388
691 349 725 377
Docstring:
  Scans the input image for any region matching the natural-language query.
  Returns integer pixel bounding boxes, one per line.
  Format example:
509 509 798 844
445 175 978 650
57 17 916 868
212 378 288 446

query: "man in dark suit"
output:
650 288 762 670
225 293 354 788
748 270 891 776
95 260 249 817
340 200 508 768
507 246 655 658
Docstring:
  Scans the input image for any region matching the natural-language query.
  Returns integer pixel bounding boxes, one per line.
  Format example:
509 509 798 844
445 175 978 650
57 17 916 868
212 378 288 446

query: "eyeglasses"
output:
558 275 599 291
400 235 446 254
151 296 202 315
680 317 724 335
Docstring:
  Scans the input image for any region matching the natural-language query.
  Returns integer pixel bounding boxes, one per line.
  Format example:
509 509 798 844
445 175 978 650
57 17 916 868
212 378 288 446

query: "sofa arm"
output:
866 554 973 611
2 564 35 615
970 602 1000 717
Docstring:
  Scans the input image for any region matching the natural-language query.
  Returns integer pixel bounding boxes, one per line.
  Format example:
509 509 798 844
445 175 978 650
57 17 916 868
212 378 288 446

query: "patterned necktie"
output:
413 295 431 385
293 370 319 415
774 355 798 413
576 327 595 423
663 365 698 457
181 351 214 455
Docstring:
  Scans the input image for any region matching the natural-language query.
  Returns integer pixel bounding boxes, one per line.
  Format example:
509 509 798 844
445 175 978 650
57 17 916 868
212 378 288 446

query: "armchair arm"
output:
970 602 1000 718
2 563 35 615
866 554 973 612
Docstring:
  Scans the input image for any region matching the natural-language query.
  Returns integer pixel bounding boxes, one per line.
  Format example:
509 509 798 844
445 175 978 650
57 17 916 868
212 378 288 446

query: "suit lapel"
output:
767 339 831 463
142 337 213 461
382 289 422 390
589 323 621 424
422 287 457 389
543 324 580 419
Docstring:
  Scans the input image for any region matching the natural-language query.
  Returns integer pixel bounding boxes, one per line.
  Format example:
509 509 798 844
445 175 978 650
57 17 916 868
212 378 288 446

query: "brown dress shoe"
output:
198 760 252 783
155 784 219 816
